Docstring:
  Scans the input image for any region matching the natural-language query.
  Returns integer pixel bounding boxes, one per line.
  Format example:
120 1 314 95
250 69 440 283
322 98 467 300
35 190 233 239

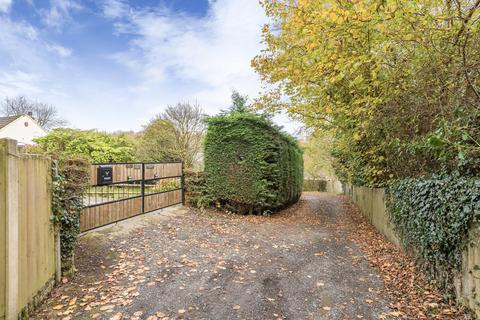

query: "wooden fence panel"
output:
0 141 7 320
17 156 55 310
0 139 56 320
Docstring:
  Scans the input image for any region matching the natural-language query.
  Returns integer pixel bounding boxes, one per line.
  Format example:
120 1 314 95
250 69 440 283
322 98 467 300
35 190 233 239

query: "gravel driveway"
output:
32 192 391 320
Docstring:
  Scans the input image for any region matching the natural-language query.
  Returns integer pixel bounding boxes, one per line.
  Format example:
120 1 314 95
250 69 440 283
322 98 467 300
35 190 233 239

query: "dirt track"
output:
33 193 391 320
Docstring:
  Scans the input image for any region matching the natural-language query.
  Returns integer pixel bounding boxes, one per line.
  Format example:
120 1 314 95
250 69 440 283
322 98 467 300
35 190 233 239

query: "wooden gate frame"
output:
80 161 184 232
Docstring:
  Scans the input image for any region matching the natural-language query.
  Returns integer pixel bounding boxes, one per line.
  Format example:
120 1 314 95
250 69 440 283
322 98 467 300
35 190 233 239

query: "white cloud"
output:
42 0 82 29
106 0 268 112
46 43 72 57
0 70 43 96
0 0 12 13
0 17 73 105
103 0 128 18
0 1 300 134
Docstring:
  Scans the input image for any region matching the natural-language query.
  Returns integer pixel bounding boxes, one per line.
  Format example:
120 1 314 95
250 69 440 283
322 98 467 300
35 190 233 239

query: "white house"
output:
0 114 47 145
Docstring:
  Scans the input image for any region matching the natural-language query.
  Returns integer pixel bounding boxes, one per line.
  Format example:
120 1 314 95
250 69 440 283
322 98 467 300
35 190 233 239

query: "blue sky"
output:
0 0 298 132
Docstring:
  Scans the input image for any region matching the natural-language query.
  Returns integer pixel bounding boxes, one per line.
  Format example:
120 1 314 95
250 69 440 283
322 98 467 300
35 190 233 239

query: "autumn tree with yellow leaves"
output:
253 0 480 186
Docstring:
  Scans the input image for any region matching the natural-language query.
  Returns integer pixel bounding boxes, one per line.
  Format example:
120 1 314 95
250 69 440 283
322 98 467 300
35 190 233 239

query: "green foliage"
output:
35 128 136 163
137 103 206 168
184 170 213 208
135 119 179 162
204 110 303 213
51 158 89 274
387 174 480 292
303 179 327 192
253 0 480 187
229 90 249 113
302 131 336 180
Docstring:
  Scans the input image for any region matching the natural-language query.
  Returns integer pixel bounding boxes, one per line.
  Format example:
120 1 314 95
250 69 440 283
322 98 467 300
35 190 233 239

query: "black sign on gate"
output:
97 165 113 185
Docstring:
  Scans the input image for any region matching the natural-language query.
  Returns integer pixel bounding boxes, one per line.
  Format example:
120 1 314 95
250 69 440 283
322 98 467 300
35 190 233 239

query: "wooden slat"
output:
17 155 55 310
80 197 143 232
144 163 182 180
144 190 182 213
0 142 6 319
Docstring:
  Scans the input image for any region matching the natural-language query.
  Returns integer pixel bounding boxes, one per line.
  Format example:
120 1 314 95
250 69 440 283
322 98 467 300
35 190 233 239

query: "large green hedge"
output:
204 111 303 214
387 174 480 292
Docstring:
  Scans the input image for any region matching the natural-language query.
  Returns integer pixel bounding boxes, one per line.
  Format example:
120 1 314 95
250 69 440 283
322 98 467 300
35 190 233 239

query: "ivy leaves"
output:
52 158 90 274
387 174 480 292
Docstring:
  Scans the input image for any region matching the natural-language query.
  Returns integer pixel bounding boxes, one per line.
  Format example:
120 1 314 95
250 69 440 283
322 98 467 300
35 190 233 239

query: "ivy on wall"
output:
204 111 303 214
52 158 89 274
387 174 480 292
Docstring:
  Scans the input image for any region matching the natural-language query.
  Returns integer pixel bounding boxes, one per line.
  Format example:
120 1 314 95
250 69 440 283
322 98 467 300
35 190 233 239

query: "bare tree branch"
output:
1 95 67 130
157 102 206 169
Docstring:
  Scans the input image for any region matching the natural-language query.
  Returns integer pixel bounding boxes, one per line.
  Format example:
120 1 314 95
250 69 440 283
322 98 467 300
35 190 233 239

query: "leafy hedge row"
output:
387 174 480 292
204 111 303 214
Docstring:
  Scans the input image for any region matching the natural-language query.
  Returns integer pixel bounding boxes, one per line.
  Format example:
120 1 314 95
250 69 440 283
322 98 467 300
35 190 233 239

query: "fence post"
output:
52 161 62 284
0 140 7 320
181 162 185 205
141 163 145 214
3 139 19 320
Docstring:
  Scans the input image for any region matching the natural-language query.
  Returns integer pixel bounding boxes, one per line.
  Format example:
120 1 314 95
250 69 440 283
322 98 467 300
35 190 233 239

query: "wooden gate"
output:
80 162 184 232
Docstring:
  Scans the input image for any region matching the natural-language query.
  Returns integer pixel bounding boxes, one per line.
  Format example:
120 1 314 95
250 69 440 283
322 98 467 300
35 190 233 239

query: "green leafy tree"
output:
302 131 336 180
34 128 136 162
253 0 480 186
137 102 206 167
230 90 249 113
135 119 179 162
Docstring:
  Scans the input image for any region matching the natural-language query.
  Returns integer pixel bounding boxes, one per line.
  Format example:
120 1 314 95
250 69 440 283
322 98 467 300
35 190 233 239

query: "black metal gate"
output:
80 162 184 232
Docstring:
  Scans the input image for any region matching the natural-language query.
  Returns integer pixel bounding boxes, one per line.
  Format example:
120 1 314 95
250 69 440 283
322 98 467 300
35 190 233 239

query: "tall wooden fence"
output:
0 139 58 320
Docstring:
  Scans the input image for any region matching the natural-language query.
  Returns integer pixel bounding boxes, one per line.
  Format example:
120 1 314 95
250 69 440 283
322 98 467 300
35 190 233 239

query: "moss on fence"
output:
204 111 303 214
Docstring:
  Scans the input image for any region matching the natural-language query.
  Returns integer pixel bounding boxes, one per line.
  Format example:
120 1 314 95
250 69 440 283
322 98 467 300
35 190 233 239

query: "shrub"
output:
35 128 136 163
52 157 89 274
204 111 303 214
183 170 212 208
387 174 480 293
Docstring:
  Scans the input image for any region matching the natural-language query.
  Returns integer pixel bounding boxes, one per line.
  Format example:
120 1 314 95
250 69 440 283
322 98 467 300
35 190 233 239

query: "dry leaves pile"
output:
340 197 472 319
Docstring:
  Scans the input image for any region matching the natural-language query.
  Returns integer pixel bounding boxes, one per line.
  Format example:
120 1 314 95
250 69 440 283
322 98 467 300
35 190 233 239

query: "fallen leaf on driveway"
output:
109 313 122 320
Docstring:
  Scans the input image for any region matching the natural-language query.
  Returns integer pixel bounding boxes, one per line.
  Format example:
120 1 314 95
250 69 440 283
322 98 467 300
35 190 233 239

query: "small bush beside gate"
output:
203 111 303 214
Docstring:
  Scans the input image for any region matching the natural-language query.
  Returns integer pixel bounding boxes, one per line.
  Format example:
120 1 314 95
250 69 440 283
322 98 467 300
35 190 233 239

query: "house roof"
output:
0 115 23 130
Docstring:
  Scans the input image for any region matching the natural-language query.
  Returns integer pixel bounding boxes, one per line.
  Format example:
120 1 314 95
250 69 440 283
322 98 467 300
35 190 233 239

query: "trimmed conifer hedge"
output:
204 111 303 214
